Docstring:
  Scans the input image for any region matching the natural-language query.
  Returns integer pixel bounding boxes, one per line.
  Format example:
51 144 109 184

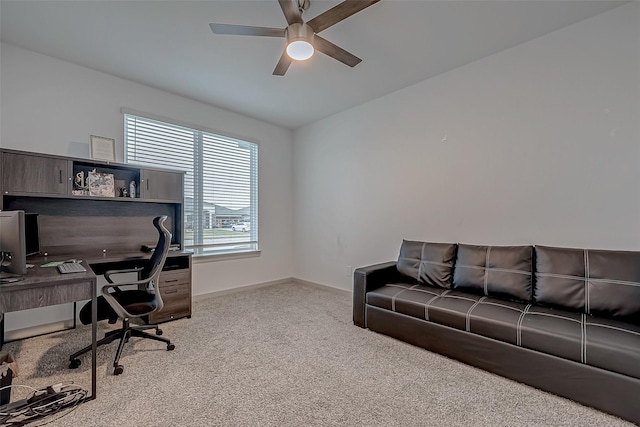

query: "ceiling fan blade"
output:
209 23 285 37
278 0 303 25
273 50 293 76
307 0 380 34
313 35 362 67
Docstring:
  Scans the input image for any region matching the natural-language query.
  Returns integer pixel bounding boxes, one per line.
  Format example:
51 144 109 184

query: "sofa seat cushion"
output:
368 286 523 335
366 285 640 380
367 285 486 331
425 290 484 330
519 305 584 362
366 283 449 320
584 317 640 379
467 298 529 345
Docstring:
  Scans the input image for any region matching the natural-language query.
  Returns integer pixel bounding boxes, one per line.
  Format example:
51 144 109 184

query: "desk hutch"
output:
0 148 192 325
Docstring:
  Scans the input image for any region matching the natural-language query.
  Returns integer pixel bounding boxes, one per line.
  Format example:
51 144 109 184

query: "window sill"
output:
192 249 261 263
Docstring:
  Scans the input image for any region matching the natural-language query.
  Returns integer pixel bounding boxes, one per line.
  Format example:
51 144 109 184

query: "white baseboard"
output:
192 277 295 302
291 277 352 296
4 320 76 343
193 276 352 302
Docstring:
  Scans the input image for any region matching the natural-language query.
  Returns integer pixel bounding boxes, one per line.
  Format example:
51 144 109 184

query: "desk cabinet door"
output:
2 153 68 195
140 169 183 202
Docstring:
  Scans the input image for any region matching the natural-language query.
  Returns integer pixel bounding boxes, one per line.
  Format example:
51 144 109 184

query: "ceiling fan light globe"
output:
287 40 314 61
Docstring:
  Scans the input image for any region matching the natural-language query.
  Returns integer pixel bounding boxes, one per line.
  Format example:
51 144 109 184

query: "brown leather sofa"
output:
353 241 640 423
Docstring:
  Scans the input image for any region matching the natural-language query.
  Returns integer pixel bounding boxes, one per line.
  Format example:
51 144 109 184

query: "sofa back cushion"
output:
453 244 534 302
535 246 640 321
397 240 457 288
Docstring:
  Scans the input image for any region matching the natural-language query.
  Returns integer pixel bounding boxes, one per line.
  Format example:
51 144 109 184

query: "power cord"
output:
0 382 87 426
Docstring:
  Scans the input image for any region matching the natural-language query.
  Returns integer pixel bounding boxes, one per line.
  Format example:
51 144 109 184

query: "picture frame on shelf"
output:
90 135 116 162
87 171 115 197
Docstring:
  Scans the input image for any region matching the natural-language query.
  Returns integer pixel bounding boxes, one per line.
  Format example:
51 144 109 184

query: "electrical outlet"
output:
346 266 353 277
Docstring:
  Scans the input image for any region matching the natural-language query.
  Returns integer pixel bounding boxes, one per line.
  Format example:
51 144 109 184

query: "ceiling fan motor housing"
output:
285 23 315 60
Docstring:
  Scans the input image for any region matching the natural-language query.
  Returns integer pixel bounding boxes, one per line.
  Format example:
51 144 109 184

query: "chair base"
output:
69 319 175 375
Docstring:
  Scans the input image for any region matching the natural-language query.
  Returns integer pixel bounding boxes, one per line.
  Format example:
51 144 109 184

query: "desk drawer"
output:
160 270 190 286
151 282 191 323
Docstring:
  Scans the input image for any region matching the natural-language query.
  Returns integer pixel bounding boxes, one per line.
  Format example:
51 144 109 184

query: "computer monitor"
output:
0 210 27 277
25 213 40 256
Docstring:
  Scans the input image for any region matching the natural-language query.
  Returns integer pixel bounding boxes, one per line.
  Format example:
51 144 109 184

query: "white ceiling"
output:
0 0 626 129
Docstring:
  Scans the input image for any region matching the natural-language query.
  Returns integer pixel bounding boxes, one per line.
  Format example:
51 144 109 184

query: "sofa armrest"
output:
353 261 404 328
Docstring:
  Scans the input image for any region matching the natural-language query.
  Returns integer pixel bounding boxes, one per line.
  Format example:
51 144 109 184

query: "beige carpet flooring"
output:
1 282 632 426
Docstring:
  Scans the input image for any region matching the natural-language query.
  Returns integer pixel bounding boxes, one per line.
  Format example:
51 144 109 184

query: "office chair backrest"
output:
141 216 172 295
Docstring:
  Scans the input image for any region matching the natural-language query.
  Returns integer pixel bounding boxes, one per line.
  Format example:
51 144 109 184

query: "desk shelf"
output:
3 192 182 205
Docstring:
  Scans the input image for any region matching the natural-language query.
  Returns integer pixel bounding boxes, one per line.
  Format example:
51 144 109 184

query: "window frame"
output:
122 109 259 259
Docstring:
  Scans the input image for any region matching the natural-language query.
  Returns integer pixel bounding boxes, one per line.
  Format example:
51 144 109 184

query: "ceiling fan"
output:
209 0 381 76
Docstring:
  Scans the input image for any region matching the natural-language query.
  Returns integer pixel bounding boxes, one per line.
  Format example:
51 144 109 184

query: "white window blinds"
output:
124 113 258 256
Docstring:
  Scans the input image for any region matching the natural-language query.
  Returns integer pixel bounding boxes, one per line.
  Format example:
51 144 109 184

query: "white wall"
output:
293 2 640 291
1 43 294 333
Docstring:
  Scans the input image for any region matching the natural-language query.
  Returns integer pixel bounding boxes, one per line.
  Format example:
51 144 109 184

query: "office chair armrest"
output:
102 277 154 293
104 267 145 284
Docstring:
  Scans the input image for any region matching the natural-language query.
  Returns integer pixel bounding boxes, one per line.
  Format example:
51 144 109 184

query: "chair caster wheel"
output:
156 329 163 336
167 343 175 351
114 365 124 375
69 359 81 369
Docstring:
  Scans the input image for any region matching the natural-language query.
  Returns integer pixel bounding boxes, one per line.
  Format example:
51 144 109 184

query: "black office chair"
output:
69 216 175 375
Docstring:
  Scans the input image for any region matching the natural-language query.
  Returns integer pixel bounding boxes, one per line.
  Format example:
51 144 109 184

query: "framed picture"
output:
87 171 115 197
90 135 116 162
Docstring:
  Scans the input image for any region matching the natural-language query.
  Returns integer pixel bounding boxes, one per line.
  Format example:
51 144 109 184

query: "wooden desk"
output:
0 262 97 399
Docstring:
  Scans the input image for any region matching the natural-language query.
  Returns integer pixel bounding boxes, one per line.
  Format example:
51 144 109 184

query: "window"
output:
124 112 258 256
